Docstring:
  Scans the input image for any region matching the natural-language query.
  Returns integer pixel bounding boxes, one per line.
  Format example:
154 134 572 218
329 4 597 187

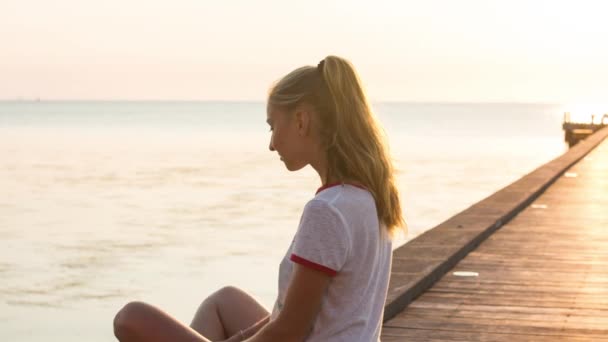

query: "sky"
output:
1 0 608 105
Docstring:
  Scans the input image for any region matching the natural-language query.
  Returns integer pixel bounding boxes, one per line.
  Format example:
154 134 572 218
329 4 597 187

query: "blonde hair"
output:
268 55 406 238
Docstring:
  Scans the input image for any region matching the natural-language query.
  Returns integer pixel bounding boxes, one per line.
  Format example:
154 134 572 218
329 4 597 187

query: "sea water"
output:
0 101 566 341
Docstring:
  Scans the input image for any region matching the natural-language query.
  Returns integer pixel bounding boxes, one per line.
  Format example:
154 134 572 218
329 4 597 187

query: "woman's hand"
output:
221 331 246 342
222 315 270 342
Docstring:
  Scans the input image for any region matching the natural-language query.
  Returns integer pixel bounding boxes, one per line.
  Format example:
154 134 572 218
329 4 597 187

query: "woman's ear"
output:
294 108 312 137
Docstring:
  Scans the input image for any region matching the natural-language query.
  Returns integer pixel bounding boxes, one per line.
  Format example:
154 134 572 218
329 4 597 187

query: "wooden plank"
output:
382 325 608 341
412 291 608 311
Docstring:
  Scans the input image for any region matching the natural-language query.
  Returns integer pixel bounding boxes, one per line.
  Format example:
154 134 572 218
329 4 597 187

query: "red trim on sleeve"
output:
316 182 368 195
290 254 338 277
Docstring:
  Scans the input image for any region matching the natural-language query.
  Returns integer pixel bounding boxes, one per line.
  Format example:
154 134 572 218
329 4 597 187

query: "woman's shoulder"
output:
308 185 377 230
314 183 373 202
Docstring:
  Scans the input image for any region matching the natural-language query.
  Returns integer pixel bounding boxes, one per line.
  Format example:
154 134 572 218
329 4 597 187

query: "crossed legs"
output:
114 286 270 342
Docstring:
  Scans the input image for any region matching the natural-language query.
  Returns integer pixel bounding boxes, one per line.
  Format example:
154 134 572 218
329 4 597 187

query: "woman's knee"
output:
113 301 150 339
214 286 242 300
199 285 240 308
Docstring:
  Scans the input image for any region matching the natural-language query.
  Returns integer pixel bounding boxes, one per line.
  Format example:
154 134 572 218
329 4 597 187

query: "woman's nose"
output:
269 139 275 152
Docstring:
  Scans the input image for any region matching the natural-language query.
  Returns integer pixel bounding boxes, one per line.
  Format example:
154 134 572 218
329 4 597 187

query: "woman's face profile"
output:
266 105 310 172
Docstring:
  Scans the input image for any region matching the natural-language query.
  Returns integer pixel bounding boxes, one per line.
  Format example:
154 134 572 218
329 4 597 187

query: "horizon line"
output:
0 99 564 106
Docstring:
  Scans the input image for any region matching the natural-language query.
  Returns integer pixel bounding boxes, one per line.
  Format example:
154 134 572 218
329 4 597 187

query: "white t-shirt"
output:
270 183 393 342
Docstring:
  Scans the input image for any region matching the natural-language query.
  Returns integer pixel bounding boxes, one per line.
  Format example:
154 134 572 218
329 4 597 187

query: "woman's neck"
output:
309 145 351 186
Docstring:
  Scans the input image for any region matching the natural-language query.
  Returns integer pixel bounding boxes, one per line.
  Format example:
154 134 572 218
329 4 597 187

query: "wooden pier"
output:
563 112 608 147
382 126 608 341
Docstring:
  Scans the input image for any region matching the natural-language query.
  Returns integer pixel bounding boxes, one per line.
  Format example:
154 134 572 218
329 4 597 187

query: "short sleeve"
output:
290 200 350 277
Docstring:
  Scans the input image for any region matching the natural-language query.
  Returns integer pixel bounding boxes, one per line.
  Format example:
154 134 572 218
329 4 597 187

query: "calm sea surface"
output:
0 101 567 341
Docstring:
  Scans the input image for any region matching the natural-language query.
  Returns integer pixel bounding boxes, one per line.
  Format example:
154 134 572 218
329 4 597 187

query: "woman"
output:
113 55 405 341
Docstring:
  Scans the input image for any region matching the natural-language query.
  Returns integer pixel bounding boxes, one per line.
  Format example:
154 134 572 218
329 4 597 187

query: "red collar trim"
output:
316 182 368 195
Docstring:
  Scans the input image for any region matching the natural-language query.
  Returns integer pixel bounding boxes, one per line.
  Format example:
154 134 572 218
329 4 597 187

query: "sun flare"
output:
563 103 608 124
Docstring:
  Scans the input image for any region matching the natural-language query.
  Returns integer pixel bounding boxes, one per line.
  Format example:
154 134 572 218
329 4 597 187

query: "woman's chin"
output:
283 160 306 172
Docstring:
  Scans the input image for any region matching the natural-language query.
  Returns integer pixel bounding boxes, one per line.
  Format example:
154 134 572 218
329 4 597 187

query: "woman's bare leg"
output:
190 286 270 340
113 301 211 342
113 286 269 342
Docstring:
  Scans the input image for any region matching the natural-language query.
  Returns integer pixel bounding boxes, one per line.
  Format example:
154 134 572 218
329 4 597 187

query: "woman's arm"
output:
245 263 332 342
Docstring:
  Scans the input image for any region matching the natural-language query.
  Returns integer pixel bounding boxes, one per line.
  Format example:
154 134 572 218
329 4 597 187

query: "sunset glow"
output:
1 0 607 104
